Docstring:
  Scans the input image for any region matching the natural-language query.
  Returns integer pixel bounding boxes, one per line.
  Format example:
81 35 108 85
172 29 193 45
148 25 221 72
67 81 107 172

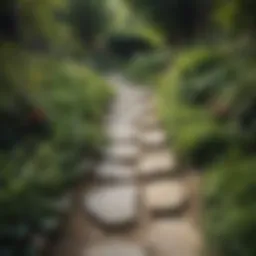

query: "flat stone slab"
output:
96 162 136 182
84 185 138 228
107 125 137 142
106 143 140 164
147 220 202 256
139 150 176 178
138 114 159 130
136 99 155 114
139 130 166 149
144 181 188 215
107 115 135 128
84 240 145 256
114 106 145 124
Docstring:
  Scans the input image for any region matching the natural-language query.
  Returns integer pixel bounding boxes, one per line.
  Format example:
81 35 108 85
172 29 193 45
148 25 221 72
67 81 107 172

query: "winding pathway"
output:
52 75 203 256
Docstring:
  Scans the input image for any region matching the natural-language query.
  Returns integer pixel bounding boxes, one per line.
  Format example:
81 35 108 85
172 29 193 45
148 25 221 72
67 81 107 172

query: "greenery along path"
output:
52 74 202 256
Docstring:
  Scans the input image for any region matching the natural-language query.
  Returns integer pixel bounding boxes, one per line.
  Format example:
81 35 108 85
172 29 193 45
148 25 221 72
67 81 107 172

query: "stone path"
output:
52 75 202 256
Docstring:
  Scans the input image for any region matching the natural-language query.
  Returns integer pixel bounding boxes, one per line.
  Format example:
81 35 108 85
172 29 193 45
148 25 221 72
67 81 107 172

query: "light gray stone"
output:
139 130 166 148
147 220 202 256
84 240 145 256
115 104 146 122
107 125 137 142
106 143 140 164
139 114 159 130
96 162 136 181
139 100 156 117
84 185 138 227
144 181 189 214
139 150 176 178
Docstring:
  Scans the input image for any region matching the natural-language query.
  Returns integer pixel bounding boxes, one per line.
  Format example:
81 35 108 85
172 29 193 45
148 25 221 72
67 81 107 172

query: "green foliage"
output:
214 0 256 37
0 59 112 254
176 48 234 105
69 0 109 47
19 0 72 50
237 0 256 33
125 50 171 83
0 43 28 96
157 45 256 256
204 155 256 256
0 0 113 254
129 0 212 43
213 0 239 33
37 59 113 154
1 1 256 256
157 49 228 167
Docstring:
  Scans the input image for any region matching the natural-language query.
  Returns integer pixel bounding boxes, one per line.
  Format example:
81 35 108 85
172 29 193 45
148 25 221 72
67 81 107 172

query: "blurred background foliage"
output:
0 0 256 255
0 0 112 255
152 1 256 256
157 45 256 256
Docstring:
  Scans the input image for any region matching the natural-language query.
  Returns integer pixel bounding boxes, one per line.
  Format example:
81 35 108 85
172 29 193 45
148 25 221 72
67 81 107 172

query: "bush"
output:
203 155 256 256
175 48 234 106
0 0 114 254
69 0 109 47
157 49 228 167
29 57 113 179
125 50 171 83
0 58 113 255
157 45 256 256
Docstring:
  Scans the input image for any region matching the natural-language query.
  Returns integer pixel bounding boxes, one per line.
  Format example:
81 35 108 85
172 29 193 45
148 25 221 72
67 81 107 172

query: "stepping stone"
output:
144 181 189 215
109 110 140 126
107 125 137 142
117 103 146 118
84 240 145 256
147 220 202 256
106 143 140 164
113 102 136 115
139 130 166 149
138 114 159 130
84 185 138 228
139 150 176 178
140 100 156 116
96 162 136 182
106 114 134 126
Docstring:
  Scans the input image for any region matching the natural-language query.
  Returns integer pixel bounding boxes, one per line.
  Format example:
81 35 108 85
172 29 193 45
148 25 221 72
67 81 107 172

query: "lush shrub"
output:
174 48 235 106
203 155 256 256
125 50 171 83
69 0 109 47
157 46 256 256
34 59 112 154
157 49 228 167
0 58 112 255
0 0 113 254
